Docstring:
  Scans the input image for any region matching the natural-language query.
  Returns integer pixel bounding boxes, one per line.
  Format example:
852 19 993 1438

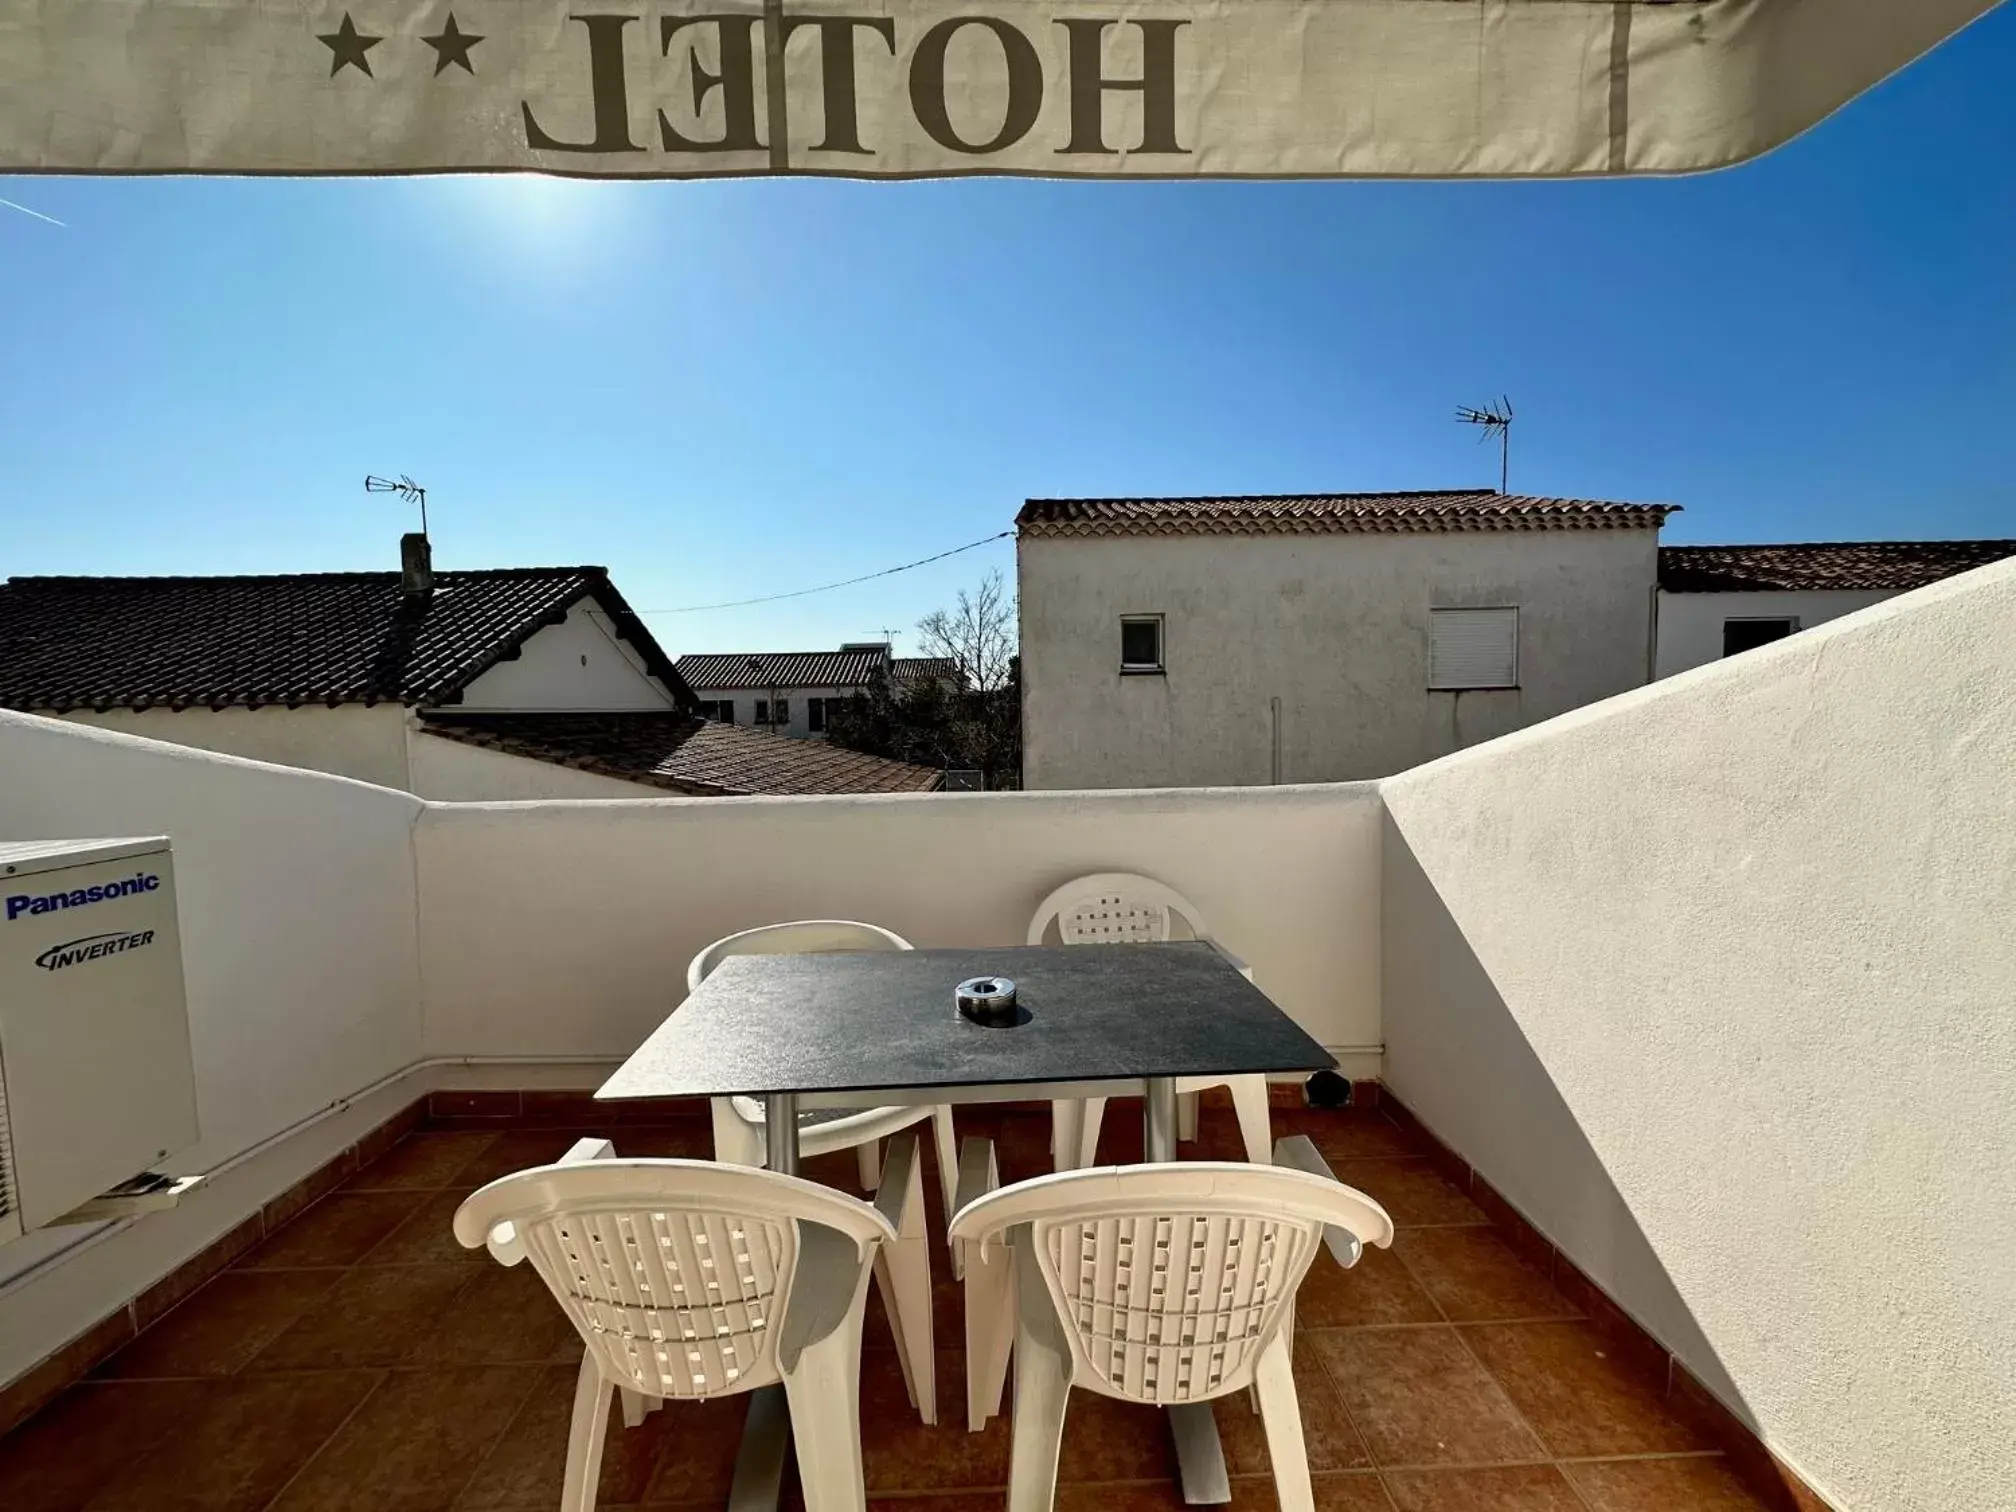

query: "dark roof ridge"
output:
5 565 608 587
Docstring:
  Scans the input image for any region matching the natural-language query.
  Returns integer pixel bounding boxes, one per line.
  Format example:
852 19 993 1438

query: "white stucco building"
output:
1654 539 2016 678
1016 491 1674 790
675 646 960 738
0 536 941 799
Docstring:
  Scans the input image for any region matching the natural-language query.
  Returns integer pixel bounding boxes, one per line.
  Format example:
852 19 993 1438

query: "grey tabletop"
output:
598 942 1335 1101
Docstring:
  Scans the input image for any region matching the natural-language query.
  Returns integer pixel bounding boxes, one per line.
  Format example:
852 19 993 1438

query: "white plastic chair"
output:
1027 875 1273 1169
948 1137 1394 1510
688 921 959 1227
453 1134 937 1512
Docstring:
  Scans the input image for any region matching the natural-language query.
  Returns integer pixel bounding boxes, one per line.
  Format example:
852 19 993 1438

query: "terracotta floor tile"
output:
1312 1471 1400 1510
410 1264 583 1367
1298 1112 1423 1162
237 1191 428 1270
639 1394 760 1504
0 1381 216 1512
98 1270 343 1379
450 1130 600 1190
456 1364 683 1509
1057 1387 1177 1483
869 1497 1008 1512
1329 1161 1484 1229
613 1126 718 1160
267 1368 539 1512
348 1133 503 1191
1215 1350 1371 1475
862 1351 1010 1492
249 1264 482 1371
1563 1454 1779 1510
1393 1231 1580 1324
1463 1323 1712 1459
1379 1464 1586 1511
84 1371 381 1511
358 1191 490 1267
1308 1327 1541 1469
1055 1479 1282 1510
1294 1247 1442 1329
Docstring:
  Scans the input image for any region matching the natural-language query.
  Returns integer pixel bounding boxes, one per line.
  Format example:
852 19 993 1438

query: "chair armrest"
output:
1273 1134 1364 1268
560 1137 617 1165
1207 937 1255 983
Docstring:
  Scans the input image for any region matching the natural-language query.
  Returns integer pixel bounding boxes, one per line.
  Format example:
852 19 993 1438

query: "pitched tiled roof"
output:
418 712 942 797
1017 491 1676 537
892 657 960 687
0 567 689 713
1659 540 2016 593
676 650 890 691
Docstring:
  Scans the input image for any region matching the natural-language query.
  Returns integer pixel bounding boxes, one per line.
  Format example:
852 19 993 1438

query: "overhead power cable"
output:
637 531 1013 615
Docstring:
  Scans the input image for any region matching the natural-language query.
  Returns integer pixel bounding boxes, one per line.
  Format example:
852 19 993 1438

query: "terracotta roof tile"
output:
1017 491 1675 537
418 712 943 797
1658 540 2016 593
0 568 687 713
677 650 889 691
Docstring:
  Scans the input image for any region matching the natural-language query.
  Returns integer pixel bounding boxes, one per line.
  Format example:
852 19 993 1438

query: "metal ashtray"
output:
955 976 1019 1027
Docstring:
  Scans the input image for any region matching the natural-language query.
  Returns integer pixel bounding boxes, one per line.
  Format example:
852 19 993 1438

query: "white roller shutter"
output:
1430 608 1519 690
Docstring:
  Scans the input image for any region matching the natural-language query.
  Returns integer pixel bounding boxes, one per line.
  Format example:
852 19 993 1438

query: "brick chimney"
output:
400 532 434 598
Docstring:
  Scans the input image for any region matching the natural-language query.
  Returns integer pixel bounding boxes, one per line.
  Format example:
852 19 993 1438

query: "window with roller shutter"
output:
1429 607 1519 690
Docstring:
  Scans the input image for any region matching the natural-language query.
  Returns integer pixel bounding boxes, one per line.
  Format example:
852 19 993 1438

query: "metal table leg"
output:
1145 1078 1233 1506
727 1094 800 1512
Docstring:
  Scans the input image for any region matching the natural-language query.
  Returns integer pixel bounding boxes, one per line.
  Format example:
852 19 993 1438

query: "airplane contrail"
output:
0 196 66 227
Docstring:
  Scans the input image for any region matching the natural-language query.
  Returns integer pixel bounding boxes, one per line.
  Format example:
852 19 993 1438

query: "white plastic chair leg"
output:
1049 1100 1083 1172
1005 1250 1073 1512
781 1311 869 1512
856 1138 882 1191
869 1135 938 1426
562 1349 613 1512
618 1387 648 1429
930 1106 960 1231
1178 1090 1200 1143
956 1138 1013 1432
1230 1075 1274 1164
1252 1332 1313 1512
1075 1097 1108 1169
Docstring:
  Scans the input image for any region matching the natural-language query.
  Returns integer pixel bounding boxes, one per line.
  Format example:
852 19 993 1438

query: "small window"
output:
774 698 790 726
1723 617 1798 657
1121 615 1164 673
1430 607 1518 690
808 697 827 733
700 699 734 723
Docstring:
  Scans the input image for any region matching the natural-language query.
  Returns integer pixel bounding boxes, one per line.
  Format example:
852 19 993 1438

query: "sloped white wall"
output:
1381 563 2016 1512
0 712 425 1386
455 601 676 711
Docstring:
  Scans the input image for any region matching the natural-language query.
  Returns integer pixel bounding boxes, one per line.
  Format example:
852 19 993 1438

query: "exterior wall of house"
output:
453 601 677 711
0 712 425 1389
405 728 668 801
1653 586 1896 677
415 781 1384 1075
58 704 413 790
1380 559 2016 1512
1019 527 1659 789
696 683 868 739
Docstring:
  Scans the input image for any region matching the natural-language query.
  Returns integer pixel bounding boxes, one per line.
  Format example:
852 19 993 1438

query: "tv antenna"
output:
365 474 428 536
1455 399 1514 494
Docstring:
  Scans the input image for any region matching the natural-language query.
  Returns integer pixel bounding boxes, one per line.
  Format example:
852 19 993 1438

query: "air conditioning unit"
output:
0 838 202 1245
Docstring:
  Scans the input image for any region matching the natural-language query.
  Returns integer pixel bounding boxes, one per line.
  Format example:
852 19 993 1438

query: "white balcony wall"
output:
0 712 424 1387
1381 562 2016 1512
416 783 1383 1074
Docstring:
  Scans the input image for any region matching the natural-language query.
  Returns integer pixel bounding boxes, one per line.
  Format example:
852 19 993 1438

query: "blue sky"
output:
3 6 2012 656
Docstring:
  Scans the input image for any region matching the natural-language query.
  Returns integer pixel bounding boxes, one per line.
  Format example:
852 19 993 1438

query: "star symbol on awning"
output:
421 13 484 76
318 14 382 78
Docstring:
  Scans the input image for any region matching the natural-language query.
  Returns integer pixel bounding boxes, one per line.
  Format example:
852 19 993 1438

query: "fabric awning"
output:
1 0 2000 180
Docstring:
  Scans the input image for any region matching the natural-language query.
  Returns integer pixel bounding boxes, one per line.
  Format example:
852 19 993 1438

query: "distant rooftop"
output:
1017 490 1677 538
1659 540 2016 593
677 649 892 692
418 712 942 797
0 567 687 713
